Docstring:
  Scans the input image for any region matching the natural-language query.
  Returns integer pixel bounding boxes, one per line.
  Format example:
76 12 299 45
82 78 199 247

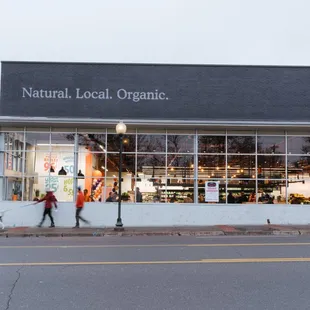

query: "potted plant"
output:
12 184 20 201
121 192 130 201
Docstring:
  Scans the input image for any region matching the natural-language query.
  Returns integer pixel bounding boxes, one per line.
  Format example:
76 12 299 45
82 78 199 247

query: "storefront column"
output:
194 130 198 204
285 131 288 204
0 133 5 200
73 130 78 199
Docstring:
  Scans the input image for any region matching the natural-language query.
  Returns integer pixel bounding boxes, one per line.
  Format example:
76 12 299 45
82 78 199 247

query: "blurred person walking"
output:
73 186 90 228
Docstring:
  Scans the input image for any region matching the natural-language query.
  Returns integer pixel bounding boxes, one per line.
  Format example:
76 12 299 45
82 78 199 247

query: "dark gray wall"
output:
1 61 310 121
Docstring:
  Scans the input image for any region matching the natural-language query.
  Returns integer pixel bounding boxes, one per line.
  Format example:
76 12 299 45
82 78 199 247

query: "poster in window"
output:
205 181 219 202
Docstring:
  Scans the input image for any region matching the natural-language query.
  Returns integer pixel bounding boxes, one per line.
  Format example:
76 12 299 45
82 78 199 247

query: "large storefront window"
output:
1 129 310 204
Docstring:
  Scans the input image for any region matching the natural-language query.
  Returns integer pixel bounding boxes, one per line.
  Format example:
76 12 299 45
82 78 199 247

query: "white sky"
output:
0 0 309 65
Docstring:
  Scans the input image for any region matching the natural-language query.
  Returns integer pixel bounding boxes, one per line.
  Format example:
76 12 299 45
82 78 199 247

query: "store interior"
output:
2 130 310 204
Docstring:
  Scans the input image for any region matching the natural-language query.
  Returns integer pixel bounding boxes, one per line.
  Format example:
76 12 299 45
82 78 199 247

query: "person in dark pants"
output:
36 191 58 228
73 186 90 228
136 187 143 202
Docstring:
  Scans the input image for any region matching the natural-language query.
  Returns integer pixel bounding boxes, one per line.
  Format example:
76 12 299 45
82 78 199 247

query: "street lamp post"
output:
115 121 127 229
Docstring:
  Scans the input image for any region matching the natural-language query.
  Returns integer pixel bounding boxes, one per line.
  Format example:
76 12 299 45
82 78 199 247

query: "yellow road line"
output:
1 242 310 249
1 257 310 266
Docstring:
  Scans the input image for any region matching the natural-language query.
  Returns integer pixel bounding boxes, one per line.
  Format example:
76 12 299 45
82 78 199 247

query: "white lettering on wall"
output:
21 87 169 102
117 89 168 102
22 87 70 99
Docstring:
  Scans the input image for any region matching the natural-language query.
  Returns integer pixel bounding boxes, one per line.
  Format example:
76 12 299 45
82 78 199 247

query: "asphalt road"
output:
1 236 310 310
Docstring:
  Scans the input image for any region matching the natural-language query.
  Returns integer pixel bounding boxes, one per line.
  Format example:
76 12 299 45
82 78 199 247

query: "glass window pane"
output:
198 155 225 178
198 136 225 153
51 133 75 145
167 135 194 153
258 180 286 204
137 135 166 152
50 151 74 176
257 155 285 179
25 132 50 150
107 154 135 176
3 177 23 201
78 133 106 152
257 136 285 154
137 154 166 177
136 154 166 203
287 156 310 179
287 136 310 155
167 155 194 179
198 179 226 204
227 155 255 179
227 136 255 153
78 152 105 177
107 134 135 152
227 180 256 204
3 132 24 151
77 177 105 202
166 183 195 203
287 165 310 204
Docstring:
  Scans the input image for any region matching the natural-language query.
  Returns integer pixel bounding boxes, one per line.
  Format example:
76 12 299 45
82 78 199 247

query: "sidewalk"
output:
2 224 310 237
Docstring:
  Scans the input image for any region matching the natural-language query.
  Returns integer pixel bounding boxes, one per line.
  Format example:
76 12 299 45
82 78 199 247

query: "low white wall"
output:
1 202 310 228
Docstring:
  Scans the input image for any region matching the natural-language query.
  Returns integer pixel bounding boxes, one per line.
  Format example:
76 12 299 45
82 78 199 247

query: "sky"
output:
0 0 310 66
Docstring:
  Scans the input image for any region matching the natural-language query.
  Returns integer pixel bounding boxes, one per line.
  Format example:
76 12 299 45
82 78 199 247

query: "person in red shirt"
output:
36 191 58 228
73 186 90 228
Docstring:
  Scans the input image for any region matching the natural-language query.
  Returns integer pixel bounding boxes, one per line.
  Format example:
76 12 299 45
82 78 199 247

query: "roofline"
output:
1 117 310 128
1 60 310 69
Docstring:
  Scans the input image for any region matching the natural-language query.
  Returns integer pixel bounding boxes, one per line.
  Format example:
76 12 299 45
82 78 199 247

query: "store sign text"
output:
21 87 169 102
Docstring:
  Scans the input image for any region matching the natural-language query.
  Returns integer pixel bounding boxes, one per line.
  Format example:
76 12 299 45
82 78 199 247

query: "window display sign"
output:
205 181 219 202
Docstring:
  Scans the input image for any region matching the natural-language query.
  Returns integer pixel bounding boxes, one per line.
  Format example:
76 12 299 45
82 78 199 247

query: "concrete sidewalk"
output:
1 224 310 237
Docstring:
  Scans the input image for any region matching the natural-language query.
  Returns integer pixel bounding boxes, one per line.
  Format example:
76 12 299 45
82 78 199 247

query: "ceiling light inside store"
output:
99 145 106 152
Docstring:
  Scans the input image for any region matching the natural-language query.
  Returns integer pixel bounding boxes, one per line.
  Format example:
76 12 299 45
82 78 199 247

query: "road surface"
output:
1 235 310 310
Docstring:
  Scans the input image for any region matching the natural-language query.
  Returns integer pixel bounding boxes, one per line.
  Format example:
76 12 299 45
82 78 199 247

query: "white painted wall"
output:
1 202 310 228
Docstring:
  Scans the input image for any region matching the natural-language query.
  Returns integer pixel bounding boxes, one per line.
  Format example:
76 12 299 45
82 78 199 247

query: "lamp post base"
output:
115 218 124 231
114 227 125 232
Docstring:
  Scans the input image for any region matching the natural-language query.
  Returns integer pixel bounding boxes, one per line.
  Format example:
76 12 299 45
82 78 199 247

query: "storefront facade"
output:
1 61 310 227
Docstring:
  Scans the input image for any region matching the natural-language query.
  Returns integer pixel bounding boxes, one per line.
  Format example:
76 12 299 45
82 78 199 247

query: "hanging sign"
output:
205 181 219 202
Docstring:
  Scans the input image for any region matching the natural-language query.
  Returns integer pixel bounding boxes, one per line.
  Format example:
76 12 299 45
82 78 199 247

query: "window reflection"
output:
287 136 310 155
78 134 106 152
257 136 285 154
227 136 255 153
198 136 225 153
107 134 135 152
167 155 194 179
167 135 194 153
227 155 255 179
257 155 285 179
198 155 225 178
137 135 166 152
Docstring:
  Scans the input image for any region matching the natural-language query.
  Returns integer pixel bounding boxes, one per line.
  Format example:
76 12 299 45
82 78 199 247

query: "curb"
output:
1 229 310 238
272 230 301 236
0 231 225 238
